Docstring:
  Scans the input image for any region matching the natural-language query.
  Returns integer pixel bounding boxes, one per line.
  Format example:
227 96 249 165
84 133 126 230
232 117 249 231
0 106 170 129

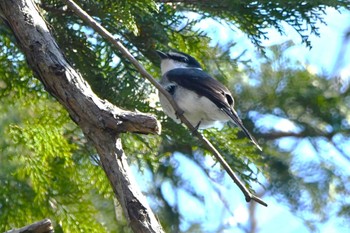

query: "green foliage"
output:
0 92 126 232
204 126 263 187
1 0 350 232
241 43 350 228
177 0 350 48
0 32 126 231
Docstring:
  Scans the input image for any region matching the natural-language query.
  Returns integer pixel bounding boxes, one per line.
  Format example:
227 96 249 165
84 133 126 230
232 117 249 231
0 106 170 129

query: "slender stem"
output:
62 0 267 207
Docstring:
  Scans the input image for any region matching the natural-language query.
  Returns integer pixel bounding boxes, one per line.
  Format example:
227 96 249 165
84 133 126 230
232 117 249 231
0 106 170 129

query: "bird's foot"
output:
191 121 201 135
175 109 184 119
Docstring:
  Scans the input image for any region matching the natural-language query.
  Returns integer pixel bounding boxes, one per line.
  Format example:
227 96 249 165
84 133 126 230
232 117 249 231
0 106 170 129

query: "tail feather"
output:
223 108 262 151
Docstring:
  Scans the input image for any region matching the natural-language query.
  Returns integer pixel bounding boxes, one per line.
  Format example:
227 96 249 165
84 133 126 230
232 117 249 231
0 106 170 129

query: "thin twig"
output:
61 0 267 207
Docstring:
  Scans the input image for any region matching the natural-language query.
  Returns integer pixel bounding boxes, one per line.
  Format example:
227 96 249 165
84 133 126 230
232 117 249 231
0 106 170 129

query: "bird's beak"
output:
156 50 168 59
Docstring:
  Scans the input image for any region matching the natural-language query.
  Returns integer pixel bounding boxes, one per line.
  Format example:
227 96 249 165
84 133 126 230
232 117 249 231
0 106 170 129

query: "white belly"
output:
159 87 229 129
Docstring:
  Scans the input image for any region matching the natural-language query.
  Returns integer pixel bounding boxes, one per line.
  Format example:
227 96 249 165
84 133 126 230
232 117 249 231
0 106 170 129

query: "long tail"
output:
223 108 262 151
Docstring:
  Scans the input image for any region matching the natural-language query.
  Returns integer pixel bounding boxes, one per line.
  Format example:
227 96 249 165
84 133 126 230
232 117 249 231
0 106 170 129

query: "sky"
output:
133 7 350 233
192 7 350 79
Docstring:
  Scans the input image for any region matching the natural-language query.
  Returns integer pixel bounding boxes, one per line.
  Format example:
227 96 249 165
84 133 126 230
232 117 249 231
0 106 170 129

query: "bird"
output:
156 50 262 151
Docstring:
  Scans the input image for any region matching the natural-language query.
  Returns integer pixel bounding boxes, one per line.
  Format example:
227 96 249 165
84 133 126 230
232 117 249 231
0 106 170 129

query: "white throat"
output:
160 59 189 75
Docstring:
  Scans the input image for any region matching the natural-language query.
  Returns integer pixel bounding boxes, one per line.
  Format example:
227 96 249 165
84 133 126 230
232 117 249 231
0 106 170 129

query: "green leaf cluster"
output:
178 0 350 48
0 33 128 232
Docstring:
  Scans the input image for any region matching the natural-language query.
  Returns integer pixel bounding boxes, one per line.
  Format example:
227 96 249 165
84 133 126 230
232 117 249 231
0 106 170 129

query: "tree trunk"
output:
0 0 163 232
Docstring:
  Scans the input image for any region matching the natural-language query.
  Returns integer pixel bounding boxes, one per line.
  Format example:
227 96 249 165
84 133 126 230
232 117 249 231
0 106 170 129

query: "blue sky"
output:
190 7 350 79
133 7 350 233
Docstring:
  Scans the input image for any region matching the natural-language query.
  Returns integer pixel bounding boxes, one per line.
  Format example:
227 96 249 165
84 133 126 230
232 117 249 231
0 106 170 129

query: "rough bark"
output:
5 219 53 233
0 0 163 232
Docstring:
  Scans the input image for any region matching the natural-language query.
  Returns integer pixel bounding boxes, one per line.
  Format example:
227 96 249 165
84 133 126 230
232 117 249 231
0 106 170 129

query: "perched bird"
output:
157 50 262 151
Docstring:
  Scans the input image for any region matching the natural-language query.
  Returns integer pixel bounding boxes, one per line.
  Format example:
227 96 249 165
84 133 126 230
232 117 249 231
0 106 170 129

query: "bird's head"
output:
156 50 202 75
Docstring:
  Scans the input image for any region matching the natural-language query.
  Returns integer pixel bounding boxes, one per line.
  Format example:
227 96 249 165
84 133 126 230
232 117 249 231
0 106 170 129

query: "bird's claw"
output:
191 121 201 135
175 109 184 119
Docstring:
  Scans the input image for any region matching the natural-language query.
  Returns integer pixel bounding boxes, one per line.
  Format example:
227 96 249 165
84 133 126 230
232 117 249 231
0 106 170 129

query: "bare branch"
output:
61 0 267 207
262 131 306 140
5 219 53 233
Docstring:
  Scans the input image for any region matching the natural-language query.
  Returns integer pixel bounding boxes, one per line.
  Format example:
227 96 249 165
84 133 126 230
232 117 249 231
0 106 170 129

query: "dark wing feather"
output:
166 68 262 151
221 108 262 151
166 68 232 109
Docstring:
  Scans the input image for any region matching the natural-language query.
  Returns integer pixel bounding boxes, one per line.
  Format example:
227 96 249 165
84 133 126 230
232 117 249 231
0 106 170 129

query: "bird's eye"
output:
171 55 188 63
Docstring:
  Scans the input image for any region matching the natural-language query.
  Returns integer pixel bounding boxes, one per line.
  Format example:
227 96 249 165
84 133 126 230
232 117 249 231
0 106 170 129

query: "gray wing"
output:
165 68 262 150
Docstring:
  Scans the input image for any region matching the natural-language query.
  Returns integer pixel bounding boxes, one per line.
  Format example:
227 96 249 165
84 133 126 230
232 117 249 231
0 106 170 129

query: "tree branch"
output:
0 0 163 232
262 131 306 140
61 0 267 207
5 218 53 233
